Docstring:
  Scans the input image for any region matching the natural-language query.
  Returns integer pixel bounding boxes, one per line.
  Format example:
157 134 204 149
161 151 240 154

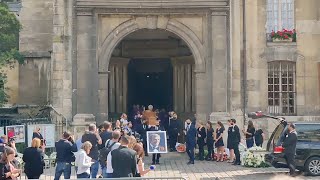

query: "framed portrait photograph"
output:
146 131 168 154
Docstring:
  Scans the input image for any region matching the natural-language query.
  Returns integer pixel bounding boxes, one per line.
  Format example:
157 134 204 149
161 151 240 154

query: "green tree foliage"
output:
0 2 23 106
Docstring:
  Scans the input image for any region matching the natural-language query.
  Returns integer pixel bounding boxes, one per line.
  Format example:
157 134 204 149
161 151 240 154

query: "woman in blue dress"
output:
215 121 225 162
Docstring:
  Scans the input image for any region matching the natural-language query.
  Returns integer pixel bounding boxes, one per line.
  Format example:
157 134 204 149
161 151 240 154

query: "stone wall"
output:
19 0 53 52
295 0 320 115
18 58 51 105
17 0 53 105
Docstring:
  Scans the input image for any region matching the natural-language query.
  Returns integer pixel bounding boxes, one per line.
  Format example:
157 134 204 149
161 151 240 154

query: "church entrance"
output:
127 59 173 111
107 29 196 119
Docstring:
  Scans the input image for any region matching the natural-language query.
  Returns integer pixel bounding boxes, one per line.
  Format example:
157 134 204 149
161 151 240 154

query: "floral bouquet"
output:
241 146 269 168
16 153 24 168
271 29 296 42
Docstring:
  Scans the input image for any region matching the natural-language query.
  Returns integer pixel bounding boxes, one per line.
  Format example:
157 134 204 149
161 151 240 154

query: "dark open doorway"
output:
128 59 173 111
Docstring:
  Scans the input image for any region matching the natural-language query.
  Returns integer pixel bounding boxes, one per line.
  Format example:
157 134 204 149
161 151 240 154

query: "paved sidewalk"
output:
143 152 310 180
26 152 318 180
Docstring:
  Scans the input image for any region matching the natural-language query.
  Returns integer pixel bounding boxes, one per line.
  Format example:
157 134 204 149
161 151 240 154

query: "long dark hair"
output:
217 121 224 129
248 120 254 129
207 121 213 131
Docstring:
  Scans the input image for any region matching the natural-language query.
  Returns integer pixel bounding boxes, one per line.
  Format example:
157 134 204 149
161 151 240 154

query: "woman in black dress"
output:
227 119 235 163
254 123 264 147
215 121 225 162
205 121 214 161
197 122 206 161
32 127 46 150
242 120 255 148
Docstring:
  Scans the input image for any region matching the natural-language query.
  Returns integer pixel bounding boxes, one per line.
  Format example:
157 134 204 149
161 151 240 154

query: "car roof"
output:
292 122 320 125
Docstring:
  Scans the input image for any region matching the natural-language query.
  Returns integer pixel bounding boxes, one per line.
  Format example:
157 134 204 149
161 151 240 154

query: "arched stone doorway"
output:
97 16 207 121
107 29 196 119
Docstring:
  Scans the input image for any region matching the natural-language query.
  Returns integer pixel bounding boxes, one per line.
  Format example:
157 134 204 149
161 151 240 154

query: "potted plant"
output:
271 29 296 42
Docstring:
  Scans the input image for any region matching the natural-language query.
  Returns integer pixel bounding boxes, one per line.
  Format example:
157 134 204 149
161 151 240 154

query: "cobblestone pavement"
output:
142 152 318 180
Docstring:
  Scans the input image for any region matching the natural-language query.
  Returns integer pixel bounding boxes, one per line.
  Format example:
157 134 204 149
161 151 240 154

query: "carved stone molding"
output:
211 7 230 16
76 0 229 9
263 45 299 62
97 16 206 73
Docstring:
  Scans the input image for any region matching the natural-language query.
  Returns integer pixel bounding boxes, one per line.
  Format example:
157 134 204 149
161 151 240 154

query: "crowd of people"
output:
0 104 267 179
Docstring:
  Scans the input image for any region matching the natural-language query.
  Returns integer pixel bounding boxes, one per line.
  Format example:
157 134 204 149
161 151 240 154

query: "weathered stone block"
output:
246 79 260 91
52 79 63 89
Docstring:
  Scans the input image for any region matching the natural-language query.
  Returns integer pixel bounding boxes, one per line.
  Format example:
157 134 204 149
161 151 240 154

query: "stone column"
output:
211 10 230 113
108 57 129 114
72 114 95 139
76 13 96 115
51 0 73 120
171 56 194 114
245 0 268 113
98 72 108 124
195 71 208 121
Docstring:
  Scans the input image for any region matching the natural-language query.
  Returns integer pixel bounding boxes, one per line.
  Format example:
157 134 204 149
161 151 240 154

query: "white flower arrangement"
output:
16 153 24 167
241 146 269 168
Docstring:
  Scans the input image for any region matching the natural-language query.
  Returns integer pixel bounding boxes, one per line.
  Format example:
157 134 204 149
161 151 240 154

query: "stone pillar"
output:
245 0 268 113
195 72 208 121
51 0 73 120
211 10 230 113
108 57 129 114
98 72 108 124
76 13 96 115
230 0 242 111
72 114 95 139
171 56 194 114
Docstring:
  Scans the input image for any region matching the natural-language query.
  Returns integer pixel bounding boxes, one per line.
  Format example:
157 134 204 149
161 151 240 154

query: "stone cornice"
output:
21 51 51 58
77 8 226 16
211 7 229 16
76 0 229 9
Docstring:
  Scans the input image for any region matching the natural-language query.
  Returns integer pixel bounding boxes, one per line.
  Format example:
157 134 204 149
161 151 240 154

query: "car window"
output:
277 126 288 146
267 123 285 151
296 124 320 142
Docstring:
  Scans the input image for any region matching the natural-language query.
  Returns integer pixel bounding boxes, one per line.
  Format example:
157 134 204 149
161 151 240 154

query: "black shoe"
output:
187 161 194 165
233 162 241 165
152 162 155 165
156 162 160 165
289 172 299 177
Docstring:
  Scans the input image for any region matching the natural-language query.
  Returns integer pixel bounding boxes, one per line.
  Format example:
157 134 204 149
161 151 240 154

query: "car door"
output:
266 121 286 152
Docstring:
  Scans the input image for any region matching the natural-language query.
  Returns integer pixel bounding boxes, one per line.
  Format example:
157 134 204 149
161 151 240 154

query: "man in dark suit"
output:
229 119 241 165
148 121 165 165
185 119 197 165
136 119 149 156
283 123 298 177
111 135 137 178
168 113 181 151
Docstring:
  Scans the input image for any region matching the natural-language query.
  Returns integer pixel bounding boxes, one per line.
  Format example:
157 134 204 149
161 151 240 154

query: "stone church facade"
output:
5 0 320 131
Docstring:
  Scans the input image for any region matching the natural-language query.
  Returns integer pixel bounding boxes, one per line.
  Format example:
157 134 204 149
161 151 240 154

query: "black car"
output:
265 121 320 176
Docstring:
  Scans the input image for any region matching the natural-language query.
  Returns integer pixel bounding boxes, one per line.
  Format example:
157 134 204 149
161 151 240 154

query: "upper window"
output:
267 0 294 32
268 61 296 115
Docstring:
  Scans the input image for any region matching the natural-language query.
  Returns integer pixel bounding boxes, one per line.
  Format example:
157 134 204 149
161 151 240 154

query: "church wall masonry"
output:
70 0 233 124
